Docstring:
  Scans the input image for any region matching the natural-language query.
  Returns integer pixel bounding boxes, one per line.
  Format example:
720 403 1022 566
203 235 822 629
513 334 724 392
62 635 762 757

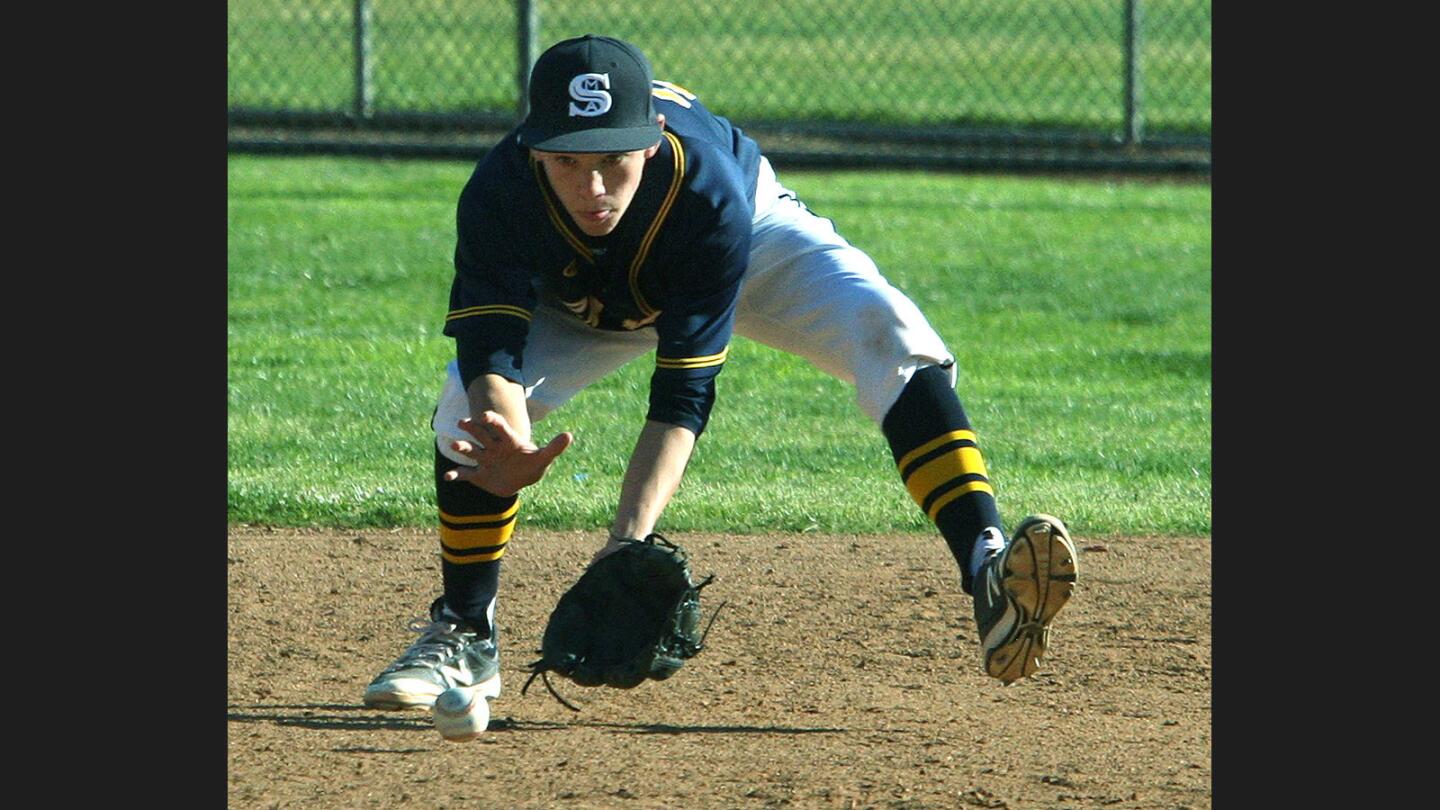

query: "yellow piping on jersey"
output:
653 80 696 101
629 131 685 318
655 345 729 369
651 89 692 107
652 80 698 105
446 304 532 323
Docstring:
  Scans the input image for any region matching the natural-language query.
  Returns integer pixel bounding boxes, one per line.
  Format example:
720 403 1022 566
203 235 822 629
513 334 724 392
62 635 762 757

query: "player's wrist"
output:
477 482 521 498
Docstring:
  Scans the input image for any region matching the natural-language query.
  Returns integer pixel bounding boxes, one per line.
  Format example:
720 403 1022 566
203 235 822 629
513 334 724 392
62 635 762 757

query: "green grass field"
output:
227 0 1211 134
227 155 1210 539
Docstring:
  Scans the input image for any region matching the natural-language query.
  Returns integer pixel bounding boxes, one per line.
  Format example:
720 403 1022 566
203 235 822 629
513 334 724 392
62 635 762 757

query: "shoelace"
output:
382 618 473 672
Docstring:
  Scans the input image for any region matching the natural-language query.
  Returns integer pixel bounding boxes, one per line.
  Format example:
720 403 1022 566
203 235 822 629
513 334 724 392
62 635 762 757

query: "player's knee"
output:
853 302 908 358
846 301 953 423
851 290 946 362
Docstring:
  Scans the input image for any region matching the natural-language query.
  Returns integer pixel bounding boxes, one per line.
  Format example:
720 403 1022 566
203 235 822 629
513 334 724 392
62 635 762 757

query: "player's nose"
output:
582 170 605 197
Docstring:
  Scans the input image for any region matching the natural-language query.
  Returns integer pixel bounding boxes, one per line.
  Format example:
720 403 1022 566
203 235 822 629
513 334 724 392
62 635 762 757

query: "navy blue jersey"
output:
444 80 763 435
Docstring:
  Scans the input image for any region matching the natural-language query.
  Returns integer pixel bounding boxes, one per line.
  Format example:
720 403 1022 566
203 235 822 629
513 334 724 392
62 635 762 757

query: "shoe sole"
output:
985 514 1078 684
362 687 442 711
362 666 502 711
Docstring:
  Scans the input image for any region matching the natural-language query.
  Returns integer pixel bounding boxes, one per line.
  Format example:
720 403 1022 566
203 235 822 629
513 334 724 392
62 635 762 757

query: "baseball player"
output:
363 35 1078 712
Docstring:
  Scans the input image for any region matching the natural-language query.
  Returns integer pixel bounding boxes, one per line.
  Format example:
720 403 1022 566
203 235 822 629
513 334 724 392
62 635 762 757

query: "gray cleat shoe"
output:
363 598 501 710
973 514 1079 684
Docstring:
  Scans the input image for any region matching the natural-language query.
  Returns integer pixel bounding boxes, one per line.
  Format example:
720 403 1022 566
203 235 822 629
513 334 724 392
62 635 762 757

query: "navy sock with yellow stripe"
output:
434 448 519 636
882 365 1003 595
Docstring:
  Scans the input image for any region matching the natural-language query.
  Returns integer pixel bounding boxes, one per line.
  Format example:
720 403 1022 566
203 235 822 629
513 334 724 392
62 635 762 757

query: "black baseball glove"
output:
523 533 721 709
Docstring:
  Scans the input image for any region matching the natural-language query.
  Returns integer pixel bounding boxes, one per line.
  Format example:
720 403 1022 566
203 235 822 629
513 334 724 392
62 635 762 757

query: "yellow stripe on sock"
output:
926 480 996 521
439 525 511 564
896 430 977 472
440 500 519 525
441 545 508 564
438 501 518 563
439 521 515 550
903 446 989 507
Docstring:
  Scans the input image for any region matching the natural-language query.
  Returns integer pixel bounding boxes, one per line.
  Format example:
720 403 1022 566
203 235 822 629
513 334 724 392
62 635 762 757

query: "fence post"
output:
517 0 540 120
1123 0 1143 144
353 0 375 120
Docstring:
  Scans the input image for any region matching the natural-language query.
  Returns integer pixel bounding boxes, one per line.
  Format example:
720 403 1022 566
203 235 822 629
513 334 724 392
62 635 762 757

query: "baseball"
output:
433 686 490 742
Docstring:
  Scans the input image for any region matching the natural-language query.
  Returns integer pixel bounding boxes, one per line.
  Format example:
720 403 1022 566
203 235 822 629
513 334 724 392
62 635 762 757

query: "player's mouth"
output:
573 207 618 234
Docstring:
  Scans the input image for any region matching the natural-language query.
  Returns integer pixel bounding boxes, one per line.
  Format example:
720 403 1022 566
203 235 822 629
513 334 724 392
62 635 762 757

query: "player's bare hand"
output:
589 535 632 566
444 411 574 496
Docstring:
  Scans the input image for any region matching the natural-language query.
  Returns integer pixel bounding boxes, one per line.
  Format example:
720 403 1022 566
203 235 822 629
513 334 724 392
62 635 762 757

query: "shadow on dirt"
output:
227 704 845 736
566 720 847 735
228 704 430 732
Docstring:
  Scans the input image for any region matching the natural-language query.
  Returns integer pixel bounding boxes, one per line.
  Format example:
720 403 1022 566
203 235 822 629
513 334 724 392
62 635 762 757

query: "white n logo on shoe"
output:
440 658 473 686
986 555 1006 605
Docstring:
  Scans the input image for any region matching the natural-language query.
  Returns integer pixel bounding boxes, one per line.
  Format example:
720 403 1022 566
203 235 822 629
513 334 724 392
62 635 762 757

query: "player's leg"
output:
427 308 654 633
364 307 655 708
361 431 514 710
740 166 1000 584
738 164 1077 681
737 208 1003 584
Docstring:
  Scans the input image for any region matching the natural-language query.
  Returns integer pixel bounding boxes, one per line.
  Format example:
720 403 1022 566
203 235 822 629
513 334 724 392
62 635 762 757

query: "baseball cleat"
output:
363 598 501 710
973 514 1078 684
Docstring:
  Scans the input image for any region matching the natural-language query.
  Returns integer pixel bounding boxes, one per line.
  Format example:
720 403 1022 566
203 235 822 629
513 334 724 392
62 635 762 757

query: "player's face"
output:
533 141 662 237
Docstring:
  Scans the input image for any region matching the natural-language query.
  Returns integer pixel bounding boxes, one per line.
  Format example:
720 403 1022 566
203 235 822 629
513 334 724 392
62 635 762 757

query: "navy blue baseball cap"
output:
516 35 663 153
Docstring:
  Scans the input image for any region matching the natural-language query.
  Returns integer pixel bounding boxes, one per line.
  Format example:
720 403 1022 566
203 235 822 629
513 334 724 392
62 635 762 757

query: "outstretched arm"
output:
443 373 573 497
592 419 696 559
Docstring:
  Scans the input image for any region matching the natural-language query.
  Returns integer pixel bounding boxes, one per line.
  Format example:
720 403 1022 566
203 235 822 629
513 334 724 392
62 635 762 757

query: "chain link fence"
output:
228 0 1210 174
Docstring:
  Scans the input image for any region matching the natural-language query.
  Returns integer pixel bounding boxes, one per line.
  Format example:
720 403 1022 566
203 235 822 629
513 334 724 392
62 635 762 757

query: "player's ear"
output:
639 115 666 160
642 114 666 160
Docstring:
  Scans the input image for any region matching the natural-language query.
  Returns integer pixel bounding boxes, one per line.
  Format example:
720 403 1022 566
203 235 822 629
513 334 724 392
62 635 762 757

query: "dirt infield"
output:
227 527 1211 809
